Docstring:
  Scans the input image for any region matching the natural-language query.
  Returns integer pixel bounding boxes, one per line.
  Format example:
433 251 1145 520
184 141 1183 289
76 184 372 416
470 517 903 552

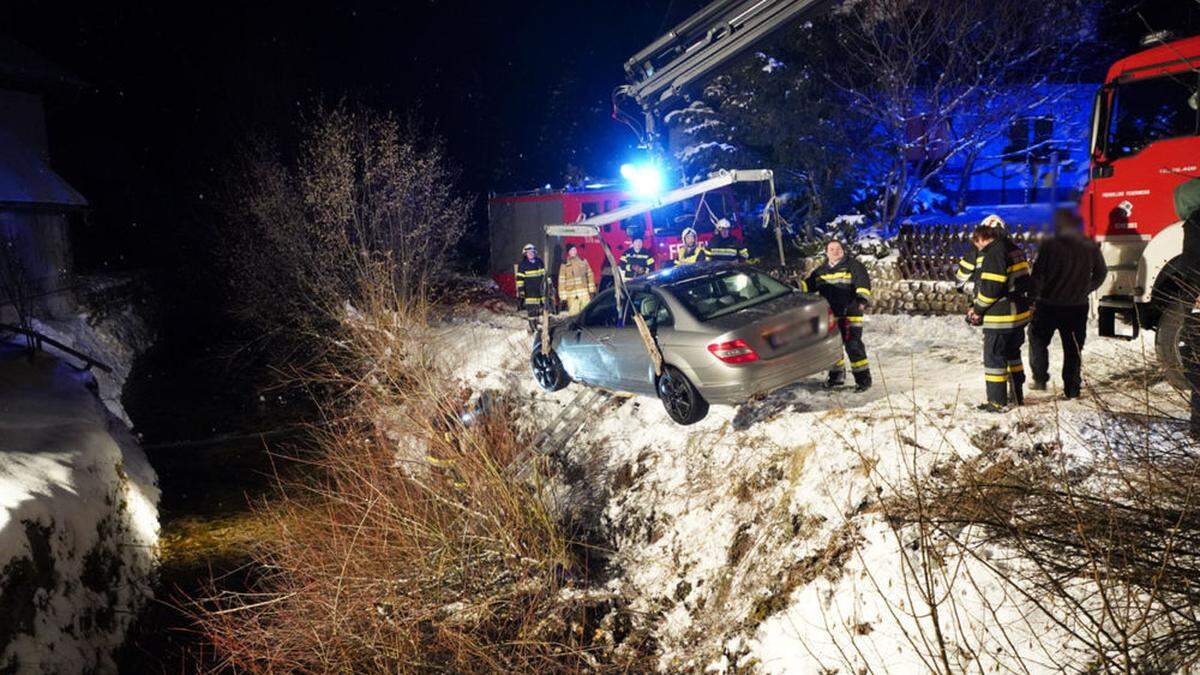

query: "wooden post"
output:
598 238 662 376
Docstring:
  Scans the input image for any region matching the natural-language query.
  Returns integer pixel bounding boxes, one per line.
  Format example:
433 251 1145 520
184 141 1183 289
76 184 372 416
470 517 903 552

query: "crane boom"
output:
621 0 835 142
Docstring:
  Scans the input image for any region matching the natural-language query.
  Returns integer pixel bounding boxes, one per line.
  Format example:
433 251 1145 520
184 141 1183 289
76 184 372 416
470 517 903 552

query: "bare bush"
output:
219 103 472 356
873 359 1200 672
0 231 36 352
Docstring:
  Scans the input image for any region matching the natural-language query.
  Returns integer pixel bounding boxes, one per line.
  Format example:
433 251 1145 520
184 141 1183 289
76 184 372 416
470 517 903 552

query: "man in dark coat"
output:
967 224 1034 411
804 239 873 392
1028 208 1108 399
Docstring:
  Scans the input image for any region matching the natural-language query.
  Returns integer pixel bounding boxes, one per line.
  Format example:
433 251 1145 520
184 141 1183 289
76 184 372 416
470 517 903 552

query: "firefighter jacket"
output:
620 248 655 277
558 257 595 297
701 233 750 262
675 244 703 265
804 257 871 319
972 238 1033 331
516 256 546 305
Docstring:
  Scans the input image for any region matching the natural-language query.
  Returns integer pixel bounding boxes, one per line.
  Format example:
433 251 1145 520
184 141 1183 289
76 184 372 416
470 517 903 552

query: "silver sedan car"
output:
531 262 844 424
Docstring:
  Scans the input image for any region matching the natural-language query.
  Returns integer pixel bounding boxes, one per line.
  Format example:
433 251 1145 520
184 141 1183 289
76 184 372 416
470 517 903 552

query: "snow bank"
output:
437 306 1190 672
0 346 159 673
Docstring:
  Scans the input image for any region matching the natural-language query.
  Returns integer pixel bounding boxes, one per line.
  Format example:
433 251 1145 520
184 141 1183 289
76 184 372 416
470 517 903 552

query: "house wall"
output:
0 209 73 320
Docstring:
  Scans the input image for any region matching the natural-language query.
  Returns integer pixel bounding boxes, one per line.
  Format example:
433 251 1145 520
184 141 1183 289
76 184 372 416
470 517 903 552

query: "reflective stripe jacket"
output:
804 256 871 318
701 234 749 262
675 245 703 265
558 257 595 297
620 248 655 276
972 238 1033 331
516 256 546 304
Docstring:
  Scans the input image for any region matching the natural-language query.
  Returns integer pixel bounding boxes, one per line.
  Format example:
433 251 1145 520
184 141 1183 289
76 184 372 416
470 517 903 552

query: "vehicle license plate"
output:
765 323 803 348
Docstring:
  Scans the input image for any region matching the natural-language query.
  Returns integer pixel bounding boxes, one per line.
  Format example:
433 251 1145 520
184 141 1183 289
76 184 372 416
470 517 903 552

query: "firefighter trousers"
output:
830 316 869 385
983 328 1026 408
562 291 591 316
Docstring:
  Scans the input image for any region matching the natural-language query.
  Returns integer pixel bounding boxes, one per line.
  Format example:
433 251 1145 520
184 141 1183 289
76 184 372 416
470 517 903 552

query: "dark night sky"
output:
1 0 1197 276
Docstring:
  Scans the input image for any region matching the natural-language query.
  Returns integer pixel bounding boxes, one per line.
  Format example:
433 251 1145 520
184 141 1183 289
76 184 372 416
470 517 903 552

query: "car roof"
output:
629 261 749 291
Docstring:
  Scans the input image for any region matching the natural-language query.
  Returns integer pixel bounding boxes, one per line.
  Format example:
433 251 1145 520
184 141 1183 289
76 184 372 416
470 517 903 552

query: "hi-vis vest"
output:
516 257 546 306
620 248 655 276
803 257 872 318
701 234 749 262
675 245 703 265
971 238 1033 331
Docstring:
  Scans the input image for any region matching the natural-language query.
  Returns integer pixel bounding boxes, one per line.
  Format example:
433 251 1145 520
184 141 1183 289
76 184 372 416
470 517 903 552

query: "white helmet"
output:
715 218 731 230
681 227 698 242
522 243 536 253
980 214 1007 235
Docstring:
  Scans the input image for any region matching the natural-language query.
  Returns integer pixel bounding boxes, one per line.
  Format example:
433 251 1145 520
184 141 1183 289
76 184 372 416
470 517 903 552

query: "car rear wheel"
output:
657 366 709 425
531 346 570 392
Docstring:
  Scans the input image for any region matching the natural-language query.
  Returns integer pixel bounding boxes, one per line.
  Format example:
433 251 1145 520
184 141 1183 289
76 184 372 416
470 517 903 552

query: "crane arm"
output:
622 0 836 136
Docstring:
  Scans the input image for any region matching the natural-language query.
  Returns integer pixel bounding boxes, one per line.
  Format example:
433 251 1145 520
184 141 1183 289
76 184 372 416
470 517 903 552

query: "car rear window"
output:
667 270 792 321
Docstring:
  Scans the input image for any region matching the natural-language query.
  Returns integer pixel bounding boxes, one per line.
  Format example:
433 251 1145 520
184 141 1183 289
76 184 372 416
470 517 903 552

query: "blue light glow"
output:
619 162 664 200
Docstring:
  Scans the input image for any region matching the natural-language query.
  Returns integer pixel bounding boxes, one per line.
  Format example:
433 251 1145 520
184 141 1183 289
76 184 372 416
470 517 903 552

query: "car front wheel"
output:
657 366 709 425
531 346 570 392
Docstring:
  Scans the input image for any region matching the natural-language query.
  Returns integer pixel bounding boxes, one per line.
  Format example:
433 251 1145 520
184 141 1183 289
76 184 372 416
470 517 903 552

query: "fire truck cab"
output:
488 184 743 298
1084 35 1200 382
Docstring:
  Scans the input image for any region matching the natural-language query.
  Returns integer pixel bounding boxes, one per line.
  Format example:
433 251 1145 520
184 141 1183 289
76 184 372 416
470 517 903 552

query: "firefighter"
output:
620 237 655 278
515 243 546 325
955 214 1008 291
1027 208 1108 399
966 223 1033 412
805 239 873 392
701 218 750 263
557 244 595 315
675 227 703 265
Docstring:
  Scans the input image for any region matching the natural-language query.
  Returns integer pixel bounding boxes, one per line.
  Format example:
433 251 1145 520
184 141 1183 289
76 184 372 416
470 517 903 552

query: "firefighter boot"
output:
853 370 872 393
824 369 845 389
1009 380 1024 407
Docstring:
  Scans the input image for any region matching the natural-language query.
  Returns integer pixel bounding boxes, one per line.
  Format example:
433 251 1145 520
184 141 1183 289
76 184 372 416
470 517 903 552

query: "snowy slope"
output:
0 346 159 673
438 310 1190 672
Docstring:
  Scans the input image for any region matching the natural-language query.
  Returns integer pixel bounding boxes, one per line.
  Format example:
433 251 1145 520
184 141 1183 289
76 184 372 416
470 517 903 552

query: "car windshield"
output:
667 269 792 321
1105 72 1200 159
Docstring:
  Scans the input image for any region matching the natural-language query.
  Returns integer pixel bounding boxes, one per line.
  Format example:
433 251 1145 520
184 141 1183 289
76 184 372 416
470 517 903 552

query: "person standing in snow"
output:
1027 208 1108 399
965 223 1033 412
515 243 547 324
675 227 703 266
701 219 750 263
557 244 595 316
804 239 873 392
620 237 655 278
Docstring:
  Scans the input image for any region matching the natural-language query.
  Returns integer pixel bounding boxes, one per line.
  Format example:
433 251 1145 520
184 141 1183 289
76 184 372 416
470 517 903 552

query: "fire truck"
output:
1085 34 1200 383
487 184 745 298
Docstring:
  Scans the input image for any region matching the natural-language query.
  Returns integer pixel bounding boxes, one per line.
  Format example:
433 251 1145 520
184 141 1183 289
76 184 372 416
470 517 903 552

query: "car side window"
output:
622 291 673 328
582 291 618 328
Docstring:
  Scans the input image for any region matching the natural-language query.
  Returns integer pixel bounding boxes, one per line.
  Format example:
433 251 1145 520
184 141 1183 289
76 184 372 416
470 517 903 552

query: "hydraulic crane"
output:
615 0 836 152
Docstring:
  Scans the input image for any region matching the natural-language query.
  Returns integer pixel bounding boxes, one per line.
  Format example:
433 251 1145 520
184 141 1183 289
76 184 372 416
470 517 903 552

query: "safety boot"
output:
853 371 872 393
824 371 845 389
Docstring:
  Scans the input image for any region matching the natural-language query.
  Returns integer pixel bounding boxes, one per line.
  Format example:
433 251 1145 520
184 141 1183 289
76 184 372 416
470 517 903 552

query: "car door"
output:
604 291 671 394
564 290 619 385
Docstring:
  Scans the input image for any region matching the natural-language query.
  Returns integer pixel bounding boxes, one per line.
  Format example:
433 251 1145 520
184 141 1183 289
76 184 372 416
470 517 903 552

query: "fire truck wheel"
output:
1157 299 1191 392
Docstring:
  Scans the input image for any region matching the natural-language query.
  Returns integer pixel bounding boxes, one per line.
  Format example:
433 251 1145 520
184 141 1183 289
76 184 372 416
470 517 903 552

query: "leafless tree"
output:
0 231 36 353
835 0 1099 226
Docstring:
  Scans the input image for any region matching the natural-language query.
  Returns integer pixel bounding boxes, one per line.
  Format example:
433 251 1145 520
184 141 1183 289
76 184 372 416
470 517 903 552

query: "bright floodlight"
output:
620 162 663 200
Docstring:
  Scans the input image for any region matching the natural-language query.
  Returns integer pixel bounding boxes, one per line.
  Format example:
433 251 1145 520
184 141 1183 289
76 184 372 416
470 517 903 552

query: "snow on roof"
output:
0 128 86 209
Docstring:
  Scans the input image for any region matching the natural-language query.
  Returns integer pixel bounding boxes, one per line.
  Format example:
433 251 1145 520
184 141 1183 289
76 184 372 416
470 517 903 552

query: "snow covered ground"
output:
0 345 159 673
438 308 1192 672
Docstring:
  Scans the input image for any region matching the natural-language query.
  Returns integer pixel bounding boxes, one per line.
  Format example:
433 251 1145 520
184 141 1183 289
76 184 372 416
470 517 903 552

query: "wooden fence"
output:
895 224 1049 281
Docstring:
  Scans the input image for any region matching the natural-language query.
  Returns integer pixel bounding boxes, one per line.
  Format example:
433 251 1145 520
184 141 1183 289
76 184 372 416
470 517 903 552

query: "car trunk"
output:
704 293 831 359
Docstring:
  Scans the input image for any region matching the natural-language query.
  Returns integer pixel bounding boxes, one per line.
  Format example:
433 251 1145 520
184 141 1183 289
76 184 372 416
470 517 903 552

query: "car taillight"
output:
707 339 759 364
827 309 838 334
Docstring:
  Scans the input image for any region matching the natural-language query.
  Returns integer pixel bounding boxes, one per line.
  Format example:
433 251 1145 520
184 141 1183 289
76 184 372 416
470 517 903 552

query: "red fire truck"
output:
1084 34 1200 380
487 184 743 298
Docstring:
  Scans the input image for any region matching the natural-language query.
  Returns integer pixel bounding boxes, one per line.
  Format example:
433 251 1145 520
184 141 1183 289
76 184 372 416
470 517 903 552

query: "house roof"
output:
0 128 87 209
0 36 86 96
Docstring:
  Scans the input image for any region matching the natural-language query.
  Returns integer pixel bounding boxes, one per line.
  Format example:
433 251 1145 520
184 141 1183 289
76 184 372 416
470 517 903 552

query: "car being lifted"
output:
531 261 842 425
